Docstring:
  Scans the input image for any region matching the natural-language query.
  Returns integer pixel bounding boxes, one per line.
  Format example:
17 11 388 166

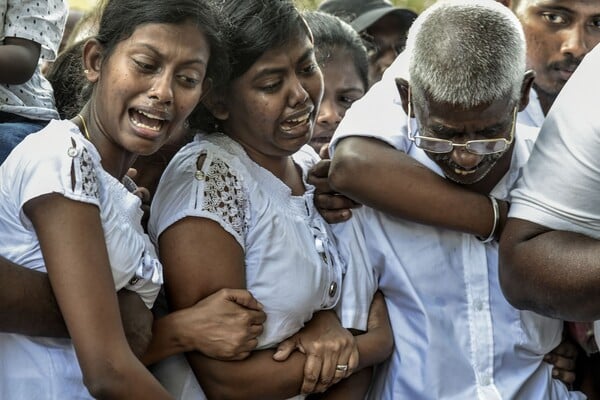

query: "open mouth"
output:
130 109 166 132
281 112 311 132
453 167 477 176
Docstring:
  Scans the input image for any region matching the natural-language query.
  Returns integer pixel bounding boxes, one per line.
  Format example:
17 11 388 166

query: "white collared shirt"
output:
510 45 600 344
333 126 582 399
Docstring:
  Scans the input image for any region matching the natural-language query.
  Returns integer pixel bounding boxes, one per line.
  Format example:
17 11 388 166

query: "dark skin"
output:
0 37 40 85
500 218 600 321
313 71 578 385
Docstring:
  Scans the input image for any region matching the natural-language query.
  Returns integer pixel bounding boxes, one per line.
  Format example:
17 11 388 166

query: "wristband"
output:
476 195 499 243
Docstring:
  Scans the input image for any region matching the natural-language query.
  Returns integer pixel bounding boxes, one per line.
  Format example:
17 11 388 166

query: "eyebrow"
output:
252 47 315 80
428 122 507 137
134 43 207 66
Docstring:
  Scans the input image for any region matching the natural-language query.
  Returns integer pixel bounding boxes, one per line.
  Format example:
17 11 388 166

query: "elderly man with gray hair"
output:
328 0 583 398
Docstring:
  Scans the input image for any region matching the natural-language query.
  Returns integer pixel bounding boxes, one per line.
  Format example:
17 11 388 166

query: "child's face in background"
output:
310 49 366 155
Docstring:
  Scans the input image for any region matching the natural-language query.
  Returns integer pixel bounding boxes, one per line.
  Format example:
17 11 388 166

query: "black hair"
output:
46 40 87 119
85 0 228 95
190 0 311 132
216 0 310 80
303 11 369 92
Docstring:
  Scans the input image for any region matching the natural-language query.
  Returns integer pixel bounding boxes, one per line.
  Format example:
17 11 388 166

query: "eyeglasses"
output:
407 89 517 156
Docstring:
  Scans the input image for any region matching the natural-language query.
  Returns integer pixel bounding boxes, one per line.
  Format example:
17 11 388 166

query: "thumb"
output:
273 338 298 361
227 289 264 311
319 143 330 160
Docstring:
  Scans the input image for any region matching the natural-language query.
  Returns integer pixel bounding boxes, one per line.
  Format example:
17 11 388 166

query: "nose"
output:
451 146 483 170
288 76 310 108
149 72 174 105
560 25 590 59
317 97 342 127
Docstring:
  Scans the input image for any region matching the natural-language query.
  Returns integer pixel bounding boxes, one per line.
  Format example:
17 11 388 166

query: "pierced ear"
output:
395 77 412 117
202 90 229 121
518 70 536 112
82 38 103 83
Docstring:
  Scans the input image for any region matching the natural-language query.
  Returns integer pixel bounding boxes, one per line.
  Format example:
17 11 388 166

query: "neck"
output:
533 84 558 116
76 107 137 180
240 144 305 196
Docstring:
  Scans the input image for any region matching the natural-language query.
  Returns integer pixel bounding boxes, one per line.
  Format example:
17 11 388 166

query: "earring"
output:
84 69 90 74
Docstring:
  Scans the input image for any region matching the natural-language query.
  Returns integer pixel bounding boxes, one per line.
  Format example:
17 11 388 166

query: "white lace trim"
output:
200 157 248 240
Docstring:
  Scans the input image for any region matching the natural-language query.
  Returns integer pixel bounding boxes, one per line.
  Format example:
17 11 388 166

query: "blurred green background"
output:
294 0 436 13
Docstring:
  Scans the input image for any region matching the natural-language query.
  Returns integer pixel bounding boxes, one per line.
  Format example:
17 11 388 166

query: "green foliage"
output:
294 0 437 13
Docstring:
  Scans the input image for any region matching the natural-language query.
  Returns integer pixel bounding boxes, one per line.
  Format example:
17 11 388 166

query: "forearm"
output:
142 310 188 366
0 259 67 337
188 348 306 400
329 137 494 237
354 326 393 371
0 38 41 84
499 218 600 320
310 368 373 400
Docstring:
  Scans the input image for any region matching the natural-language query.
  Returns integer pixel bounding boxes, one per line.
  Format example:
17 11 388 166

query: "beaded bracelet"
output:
476 195 499 244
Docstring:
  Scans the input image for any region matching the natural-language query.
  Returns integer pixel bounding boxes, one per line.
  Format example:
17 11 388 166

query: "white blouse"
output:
0 119 162 399
149 133 370 399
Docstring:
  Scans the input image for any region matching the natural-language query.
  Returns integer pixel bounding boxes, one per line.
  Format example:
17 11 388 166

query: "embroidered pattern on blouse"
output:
200 157 248 239
78 146 99 198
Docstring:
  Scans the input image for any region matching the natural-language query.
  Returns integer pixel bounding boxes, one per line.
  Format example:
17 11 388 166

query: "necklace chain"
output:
77 114 91 141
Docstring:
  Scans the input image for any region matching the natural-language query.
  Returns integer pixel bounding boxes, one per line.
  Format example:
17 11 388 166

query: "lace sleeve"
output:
196 155 249 245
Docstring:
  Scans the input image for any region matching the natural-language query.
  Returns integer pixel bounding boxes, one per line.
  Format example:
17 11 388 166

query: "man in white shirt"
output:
500 43 600 376
320 0 600 229
330 1 582 398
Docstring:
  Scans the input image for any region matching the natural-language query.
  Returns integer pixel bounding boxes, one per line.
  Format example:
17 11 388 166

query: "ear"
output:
82 38 104 83
202 89 229 121
395 77 412 117
518 70 536 112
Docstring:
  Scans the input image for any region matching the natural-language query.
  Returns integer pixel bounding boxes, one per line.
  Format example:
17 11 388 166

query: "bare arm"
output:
328 136 506 238
499 217 600 321
160 217 357 399
0 37 40 84
25 193 171 399
0 256 156 359
142 288 266 366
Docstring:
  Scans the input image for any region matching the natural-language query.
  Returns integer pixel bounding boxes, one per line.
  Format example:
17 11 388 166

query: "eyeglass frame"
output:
406 88 518 156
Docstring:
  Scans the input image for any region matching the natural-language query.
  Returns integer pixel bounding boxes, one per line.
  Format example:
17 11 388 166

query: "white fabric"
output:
149 133 371 399
510 44 600 343
518 87 545 128
332 123 582 399
0 120 162 399
0 0 67 120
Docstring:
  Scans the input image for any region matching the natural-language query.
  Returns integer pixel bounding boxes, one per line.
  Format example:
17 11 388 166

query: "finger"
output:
301 353 323 394
225 288 264 311
317 351 336 390
308 160 331 181
346 346 360 378
133 187 151 202
314 193 361 211
126 167 138 178
552 368 576 385
552 341 579 358
319 144 330 160
546 354 577 372
273 338 298 361
318 209 353 224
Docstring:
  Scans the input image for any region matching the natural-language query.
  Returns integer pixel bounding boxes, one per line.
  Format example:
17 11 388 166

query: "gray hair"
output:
407 0 526 108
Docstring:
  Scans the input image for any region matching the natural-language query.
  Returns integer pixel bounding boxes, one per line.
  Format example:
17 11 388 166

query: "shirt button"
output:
67 147 78 157
474 300 483 311
328 281 337 297
194 170 205 180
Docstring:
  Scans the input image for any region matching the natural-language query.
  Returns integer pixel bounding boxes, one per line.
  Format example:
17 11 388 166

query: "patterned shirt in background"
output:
0 0 67 121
